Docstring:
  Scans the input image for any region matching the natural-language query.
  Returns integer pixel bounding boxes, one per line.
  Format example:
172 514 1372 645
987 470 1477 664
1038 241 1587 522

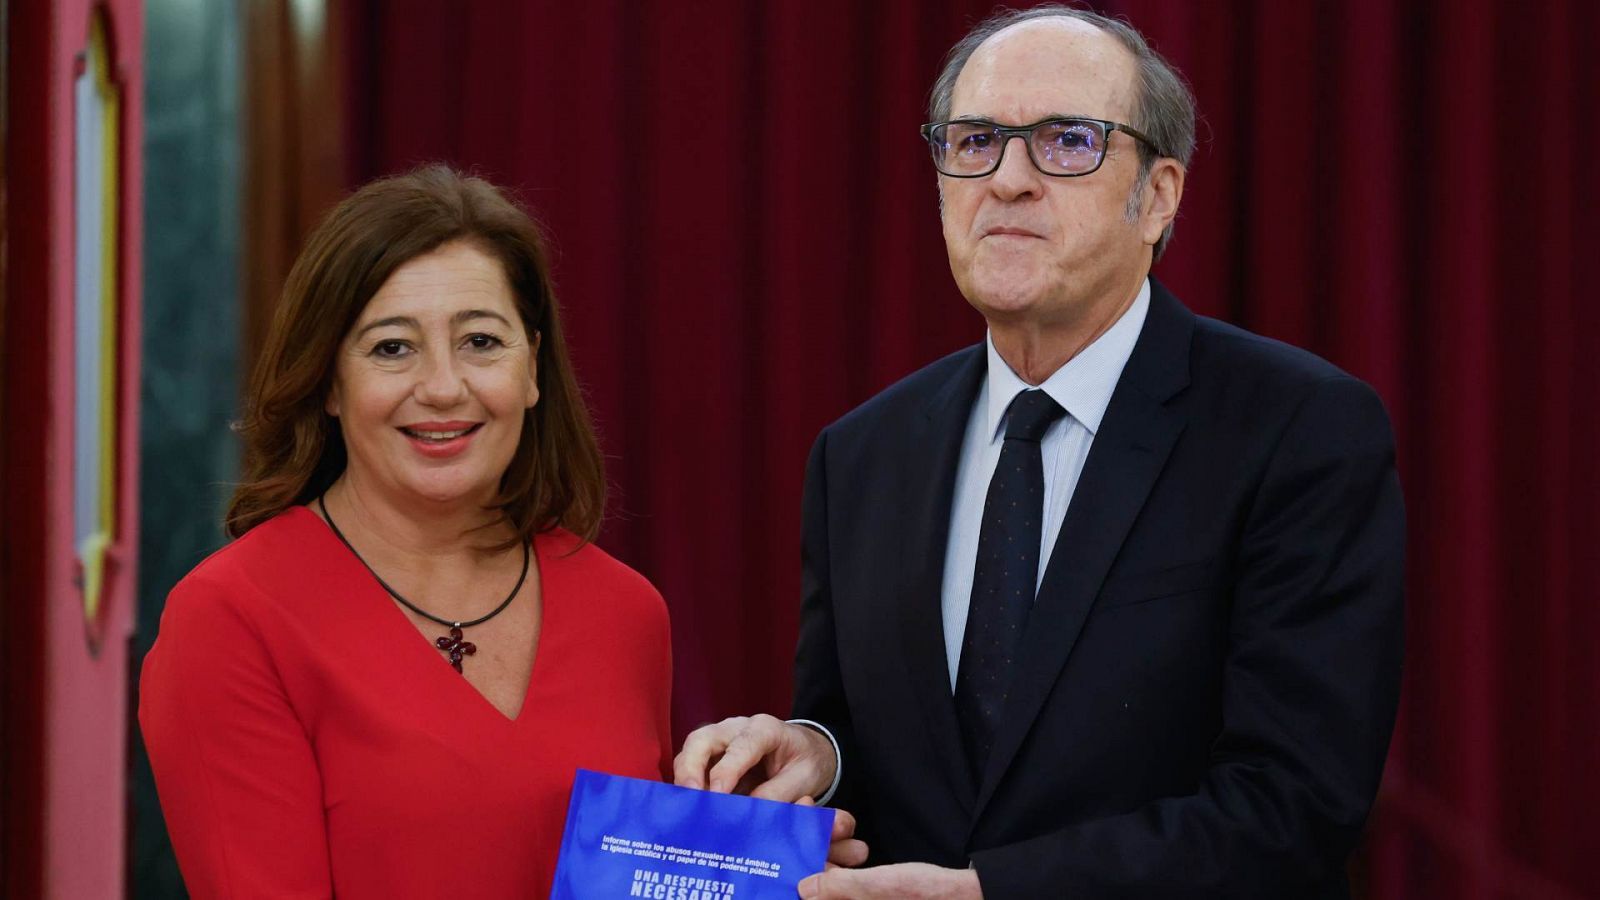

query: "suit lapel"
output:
971 281 1196 821
891 345 986 816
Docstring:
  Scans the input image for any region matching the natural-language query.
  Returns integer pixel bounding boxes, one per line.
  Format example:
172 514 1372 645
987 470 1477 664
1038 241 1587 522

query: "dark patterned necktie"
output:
954 388 1067 780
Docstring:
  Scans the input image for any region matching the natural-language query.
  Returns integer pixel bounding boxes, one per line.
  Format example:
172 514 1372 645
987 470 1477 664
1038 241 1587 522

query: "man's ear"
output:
1141 159 1185 247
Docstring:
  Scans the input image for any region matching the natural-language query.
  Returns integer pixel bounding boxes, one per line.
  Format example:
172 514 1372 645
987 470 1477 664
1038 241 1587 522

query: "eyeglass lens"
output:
932 120 1108 176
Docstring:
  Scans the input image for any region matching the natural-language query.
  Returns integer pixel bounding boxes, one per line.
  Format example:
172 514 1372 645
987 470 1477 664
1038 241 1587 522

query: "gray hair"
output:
928 5 1197 259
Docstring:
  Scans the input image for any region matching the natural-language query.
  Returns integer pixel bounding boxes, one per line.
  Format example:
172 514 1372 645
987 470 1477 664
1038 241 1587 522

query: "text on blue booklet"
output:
551 769 834 899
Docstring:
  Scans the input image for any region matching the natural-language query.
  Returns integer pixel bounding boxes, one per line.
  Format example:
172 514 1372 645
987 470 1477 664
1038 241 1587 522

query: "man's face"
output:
940 19 1153 329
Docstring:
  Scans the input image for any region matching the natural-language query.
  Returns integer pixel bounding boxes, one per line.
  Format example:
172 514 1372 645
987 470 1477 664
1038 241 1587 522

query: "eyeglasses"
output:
920 117 1160 178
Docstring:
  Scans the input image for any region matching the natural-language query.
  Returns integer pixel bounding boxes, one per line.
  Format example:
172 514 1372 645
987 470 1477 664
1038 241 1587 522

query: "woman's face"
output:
326 240 539 510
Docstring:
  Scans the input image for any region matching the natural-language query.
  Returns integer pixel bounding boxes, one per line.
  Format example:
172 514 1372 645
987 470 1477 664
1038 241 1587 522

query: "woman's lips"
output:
398 422 482 458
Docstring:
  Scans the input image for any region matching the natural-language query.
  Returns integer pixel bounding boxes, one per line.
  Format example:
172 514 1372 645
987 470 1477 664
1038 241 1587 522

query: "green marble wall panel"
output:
134 1 242 896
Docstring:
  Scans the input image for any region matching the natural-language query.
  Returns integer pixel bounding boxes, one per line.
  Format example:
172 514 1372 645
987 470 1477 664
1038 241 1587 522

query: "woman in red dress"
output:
139 166 670 899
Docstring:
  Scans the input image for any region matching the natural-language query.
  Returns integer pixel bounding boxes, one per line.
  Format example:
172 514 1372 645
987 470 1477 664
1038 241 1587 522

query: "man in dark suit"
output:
675 7 1403 898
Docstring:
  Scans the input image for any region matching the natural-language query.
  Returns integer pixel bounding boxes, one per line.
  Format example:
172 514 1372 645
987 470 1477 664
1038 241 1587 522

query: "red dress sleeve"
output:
139 571 333 899
656 606 674 782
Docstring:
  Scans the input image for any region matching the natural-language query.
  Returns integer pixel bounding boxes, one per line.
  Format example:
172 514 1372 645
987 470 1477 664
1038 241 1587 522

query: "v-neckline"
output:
296 505 550 725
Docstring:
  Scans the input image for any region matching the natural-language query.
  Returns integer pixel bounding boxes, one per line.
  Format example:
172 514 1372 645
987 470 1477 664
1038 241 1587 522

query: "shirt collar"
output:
983 278 1151 440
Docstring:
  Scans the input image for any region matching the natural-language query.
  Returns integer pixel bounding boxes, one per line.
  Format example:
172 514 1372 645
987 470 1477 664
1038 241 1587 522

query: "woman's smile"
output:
399 419 484 458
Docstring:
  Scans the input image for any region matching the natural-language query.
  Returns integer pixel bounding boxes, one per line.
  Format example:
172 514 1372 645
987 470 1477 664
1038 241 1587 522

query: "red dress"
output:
139 507 672 899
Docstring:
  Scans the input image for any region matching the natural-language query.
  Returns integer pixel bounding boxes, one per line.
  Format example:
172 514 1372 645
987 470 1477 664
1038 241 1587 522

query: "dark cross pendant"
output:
435 625 476 674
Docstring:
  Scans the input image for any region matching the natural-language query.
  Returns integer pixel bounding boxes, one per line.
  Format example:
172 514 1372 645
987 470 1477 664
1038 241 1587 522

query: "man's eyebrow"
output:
354 309 513 338
949 113 1090 124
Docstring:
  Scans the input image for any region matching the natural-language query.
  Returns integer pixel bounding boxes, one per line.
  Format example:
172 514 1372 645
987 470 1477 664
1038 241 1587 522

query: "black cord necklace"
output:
318 494 529 674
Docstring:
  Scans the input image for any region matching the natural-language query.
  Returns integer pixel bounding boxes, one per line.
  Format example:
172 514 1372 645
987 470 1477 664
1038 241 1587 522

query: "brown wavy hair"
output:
225 165 605 547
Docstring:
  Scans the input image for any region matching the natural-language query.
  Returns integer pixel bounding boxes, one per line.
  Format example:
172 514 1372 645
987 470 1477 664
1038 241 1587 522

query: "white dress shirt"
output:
939 279 1150 689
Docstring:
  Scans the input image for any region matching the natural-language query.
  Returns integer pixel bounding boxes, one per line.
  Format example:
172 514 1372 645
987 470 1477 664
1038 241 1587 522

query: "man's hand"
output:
796 798 868 869
673 714 836 802
797 863 982 899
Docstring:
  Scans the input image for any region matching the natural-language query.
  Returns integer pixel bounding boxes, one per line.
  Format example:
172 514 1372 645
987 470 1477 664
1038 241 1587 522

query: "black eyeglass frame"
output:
919 116 1161 178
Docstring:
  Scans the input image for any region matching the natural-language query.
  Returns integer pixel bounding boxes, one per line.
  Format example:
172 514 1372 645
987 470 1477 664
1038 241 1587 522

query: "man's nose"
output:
990 135 1041 200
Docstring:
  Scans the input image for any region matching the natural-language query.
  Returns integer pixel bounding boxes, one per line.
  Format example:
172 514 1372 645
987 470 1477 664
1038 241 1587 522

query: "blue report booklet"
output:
551 769 834 899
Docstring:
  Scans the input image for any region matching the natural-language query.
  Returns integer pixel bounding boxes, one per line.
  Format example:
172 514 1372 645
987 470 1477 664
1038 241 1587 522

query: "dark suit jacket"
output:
792 280 1404 899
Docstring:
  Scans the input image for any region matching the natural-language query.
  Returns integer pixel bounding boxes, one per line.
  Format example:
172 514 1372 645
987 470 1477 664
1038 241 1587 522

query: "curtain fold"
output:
340 2 1597 895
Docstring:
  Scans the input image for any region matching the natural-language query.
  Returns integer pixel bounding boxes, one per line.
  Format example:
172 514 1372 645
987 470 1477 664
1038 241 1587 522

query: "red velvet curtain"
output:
340 2 1597 895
